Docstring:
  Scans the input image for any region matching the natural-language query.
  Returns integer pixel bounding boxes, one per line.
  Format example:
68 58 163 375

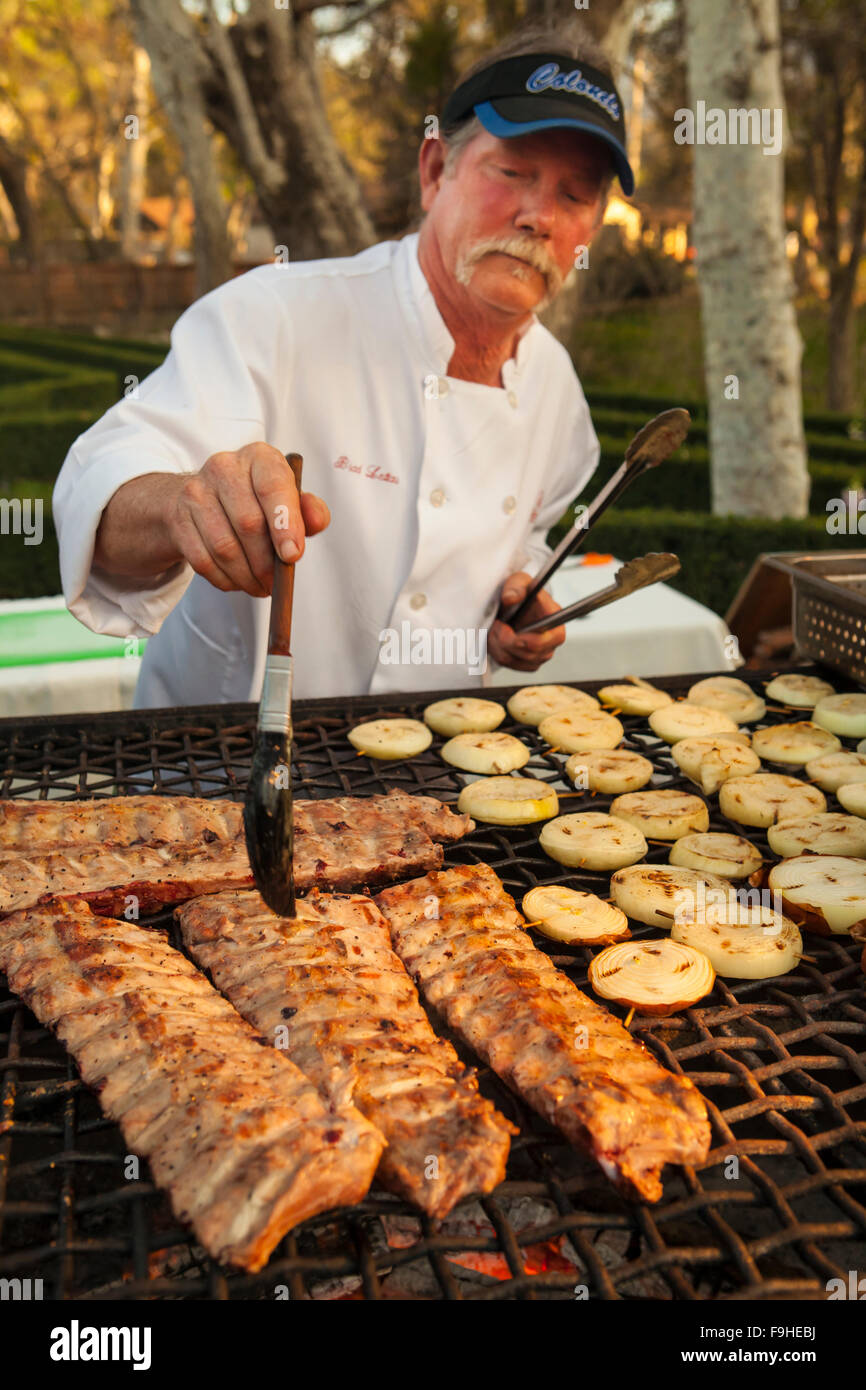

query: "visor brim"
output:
475 99 635 197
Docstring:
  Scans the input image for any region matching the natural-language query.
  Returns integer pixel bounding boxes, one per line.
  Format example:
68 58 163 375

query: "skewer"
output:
624 1007 636 1028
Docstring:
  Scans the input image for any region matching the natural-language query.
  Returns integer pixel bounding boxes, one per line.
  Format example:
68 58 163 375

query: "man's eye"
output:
498 166 522 177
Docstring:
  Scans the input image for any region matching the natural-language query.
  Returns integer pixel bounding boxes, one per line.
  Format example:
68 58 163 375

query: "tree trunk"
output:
120 45 151 263
200 0 375 261
827 275 856 412
685 0 808 518
0 134 40 264
129 0 234 296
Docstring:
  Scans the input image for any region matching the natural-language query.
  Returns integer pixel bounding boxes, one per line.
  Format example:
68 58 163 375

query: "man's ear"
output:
418 136 447 212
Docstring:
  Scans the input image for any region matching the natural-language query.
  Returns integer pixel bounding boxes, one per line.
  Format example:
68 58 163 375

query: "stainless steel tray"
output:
765 550 866 683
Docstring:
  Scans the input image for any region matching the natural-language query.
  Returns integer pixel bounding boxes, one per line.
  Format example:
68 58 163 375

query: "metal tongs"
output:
518 551 682 633
502 408 690 632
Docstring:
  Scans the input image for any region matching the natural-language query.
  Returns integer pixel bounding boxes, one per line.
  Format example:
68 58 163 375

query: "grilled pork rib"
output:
376 864 711 1203
0 841 254 916
177 889 513 1220
0 795 243 851
0 791 474 915
0 897 384 1271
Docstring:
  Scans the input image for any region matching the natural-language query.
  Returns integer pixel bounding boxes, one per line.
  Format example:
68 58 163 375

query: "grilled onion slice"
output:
609 789 709 840
348 718 432 759
669 832 763 879
687 676 766 724
671 902 802 978
565 748 653 794
538 708 623 752
440 732 529 775
812 693 866 738
718 773 826 827
768 854 866 934
671 735 760 794
458 775 558 825
804 750 866 793
610 863 732 928
507 684 599 726
588 939 715 1015
423 697 505 736
751 722 841 765
767 813 866 859
522 885 630 945
597 682 672 716
764 673 836 708
539 812 646 871
837 782 866 817
649 703 738 743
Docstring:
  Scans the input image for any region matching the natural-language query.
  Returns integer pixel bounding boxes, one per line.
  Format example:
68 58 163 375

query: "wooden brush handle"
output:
268 452 303 658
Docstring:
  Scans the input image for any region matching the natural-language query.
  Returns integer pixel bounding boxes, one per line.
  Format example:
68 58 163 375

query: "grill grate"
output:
1 665 865 1300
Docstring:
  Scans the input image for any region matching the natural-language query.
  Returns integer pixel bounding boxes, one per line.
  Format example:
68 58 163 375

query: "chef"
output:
53 33 635 705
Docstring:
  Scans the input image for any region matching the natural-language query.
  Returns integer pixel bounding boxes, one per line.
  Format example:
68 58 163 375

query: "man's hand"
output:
488 571 566 672
94 443 331 596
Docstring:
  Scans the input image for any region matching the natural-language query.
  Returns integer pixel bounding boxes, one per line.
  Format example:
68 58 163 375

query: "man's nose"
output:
514 190 558 238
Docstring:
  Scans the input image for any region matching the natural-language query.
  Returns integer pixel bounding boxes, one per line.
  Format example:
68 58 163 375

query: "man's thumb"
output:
501 573 528 606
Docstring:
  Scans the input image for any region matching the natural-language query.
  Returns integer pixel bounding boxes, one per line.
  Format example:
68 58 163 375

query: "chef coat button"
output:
503 495 517 515
410 592 427 610
437 377 450 397
507 389 518 408
429 488 445 508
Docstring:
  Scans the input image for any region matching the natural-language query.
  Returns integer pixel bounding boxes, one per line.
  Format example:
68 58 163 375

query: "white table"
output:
490 554 737 686
0 596 142 719
0 562 735 720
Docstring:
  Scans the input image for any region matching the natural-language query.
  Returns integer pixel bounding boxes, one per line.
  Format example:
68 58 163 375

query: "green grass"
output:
572 291 866 420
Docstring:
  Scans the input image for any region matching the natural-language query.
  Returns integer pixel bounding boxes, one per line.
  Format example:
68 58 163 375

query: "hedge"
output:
549 506 842 615
0 411 97 484
590 406 866 463
0 324 166 373
583 385 863 438
0 512 61 600
581 442 865 516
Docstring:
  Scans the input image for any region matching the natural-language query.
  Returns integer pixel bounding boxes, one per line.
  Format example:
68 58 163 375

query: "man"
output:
53 27 635 705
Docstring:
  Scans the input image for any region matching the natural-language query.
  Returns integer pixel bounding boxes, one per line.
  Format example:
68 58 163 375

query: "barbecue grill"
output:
1 663 865 1301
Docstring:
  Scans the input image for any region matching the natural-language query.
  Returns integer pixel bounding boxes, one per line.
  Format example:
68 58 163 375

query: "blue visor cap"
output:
442 53 635 198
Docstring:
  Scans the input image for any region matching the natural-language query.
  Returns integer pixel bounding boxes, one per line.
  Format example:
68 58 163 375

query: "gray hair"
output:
440 20 617 205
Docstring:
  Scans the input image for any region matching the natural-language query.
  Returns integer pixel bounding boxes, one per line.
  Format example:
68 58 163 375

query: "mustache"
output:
454 236 565 303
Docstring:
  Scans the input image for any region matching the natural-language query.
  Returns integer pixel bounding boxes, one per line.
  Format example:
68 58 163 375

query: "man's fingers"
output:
171 506 235 592
187 497 268 597
248 449 305 563
501 571 531 608
212 468 276 590
300 492 330 536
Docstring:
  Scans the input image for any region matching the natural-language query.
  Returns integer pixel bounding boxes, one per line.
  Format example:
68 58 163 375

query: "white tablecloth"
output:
0 560 735 719
491 555 736 686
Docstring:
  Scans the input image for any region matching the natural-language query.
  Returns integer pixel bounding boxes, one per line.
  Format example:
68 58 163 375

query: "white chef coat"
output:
53 232 600 705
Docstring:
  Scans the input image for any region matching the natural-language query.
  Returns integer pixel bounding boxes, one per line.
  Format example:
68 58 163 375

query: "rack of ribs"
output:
376 863 711 1203
0 897 384 1271
177 888 514 1220
0 790 474 915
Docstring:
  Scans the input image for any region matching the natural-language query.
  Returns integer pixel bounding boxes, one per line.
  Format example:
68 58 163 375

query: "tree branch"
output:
316 0 397 39
202 0 286 194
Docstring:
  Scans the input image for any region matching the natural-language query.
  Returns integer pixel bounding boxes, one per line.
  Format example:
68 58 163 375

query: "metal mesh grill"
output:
1 666 865 1300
